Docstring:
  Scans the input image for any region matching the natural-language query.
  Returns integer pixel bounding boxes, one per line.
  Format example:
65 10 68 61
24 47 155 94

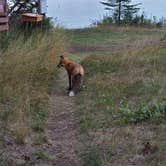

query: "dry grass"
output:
76 40 166 165
0 29 68 145
67 26 164 47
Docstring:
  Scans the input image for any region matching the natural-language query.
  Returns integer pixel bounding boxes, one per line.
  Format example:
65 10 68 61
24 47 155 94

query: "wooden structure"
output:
22 13 43 22
21 0 47 32
0 0 8 31
21 13 43 32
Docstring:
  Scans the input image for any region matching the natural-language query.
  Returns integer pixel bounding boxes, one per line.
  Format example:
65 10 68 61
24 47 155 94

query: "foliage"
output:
100 0 165 27
101 0 141 25
97 12 166 27
120 100 166 124
35 150 54 162
41 17 54 30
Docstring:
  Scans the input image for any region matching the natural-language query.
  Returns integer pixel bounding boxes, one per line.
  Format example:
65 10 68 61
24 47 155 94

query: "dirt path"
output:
45 70 81 166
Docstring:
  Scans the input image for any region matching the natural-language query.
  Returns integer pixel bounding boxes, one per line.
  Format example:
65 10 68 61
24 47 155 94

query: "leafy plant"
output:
119 99 166 124
35 150 54 162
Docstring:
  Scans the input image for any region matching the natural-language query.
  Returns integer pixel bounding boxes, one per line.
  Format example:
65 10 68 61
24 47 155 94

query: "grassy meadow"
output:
67 26 164 46
69 27 166 166
0 25 165 165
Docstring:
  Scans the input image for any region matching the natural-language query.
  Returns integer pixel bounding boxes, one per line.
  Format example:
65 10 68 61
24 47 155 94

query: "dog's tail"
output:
74 73 82 81
73 73 83 92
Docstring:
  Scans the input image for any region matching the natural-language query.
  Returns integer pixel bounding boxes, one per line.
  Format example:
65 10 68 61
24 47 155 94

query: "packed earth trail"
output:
45 69 81 166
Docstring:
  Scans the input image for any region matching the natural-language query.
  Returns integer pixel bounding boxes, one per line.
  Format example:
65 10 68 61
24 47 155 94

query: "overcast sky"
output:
47 0 166 29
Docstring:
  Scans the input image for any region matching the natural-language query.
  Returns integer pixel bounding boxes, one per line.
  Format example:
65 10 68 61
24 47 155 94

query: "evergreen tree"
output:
123 3 141 24
101 0 141 25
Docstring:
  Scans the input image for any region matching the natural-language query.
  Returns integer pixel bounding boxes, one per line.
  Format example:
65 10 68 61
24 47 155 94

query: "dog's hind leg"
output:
69 74 83 96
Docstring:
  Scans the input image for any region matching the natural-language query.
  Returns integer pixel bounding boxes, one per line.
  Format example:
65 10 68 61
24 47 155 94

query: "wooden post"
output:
0 0 9 32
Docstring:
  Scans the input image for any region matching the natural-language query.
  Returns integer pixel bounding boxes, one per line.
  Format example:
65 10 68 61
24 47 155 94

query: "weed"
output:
81 146 102 166
13 127 29 145
35 150 54 162
33 134 47 145
31 121 45 132
119 100 166 124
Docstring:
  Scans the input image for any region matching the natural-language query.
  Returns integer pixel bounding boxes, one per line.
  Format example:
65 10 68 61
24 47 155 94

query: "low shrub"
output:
119 100 166 124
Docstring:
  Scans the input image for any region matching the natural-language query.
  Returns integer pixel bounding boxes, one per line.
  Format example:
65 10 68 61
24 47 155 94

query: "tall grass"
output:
0 29 68 144
76 43 166 165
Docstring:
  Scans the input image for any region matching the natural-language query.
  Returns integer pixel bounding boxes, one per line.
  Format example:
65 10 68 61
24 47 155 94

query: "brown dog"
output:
57 56 84 96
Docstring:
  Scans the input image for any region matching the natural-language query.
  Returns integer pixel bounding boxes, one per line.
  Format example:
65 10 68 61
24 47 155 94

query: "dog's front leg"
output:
68 74 72 91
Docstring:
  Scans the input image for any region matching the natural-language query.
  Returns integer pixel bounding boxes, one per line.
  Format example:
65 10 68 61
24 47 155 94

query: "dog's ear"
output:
60 55 64 59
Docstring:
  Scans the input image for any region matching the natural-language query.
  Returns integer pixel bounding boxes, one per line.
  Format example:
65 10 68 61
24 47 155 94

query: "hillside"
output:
69 27 166 166
0 26 165 165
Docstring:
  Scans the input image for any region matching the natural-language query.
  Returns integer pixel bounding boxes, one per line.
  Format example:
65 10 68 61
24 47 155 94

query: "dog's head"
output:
57 55 68 68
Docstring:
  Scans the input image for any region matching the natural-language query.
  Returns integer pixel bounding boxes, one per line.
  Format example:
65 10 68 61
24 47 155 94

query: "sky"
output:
47 0 166 29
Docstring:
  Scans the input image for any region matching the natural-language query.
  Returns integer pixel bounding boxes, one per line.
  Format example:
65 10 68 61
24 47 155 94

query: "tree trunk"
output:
118 1 121 25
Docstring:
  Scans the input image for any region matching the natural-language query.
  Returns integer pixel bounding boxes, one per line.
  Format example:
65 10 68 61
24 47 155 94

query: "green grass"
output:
33 134 47 145
80 145 102 166
35 150 54 162
120 100 166 124
67 26 163 45
77 47 166 132
73 27 166 166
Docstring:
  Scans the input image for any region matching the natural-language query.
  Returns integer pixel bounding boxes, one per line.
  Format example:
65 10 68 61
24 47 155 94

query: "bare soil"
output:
45 70 81 166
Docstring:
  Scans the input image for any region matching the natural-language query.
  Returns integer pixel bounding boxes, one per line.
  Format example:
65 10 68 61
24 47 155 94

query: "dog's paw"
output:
69 91 75 97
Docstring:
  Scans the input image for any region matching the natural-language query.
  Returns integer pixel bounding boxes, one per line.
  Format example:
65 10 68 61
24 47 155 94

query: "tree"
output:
123 3 141 24
7 0 40 16
101 0 141 25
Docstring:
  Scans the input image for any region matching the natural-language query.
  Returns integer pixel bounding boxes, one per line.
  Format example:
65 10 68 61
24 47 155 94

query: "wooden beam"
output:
0 24 8 31
0 13 6 16
22 13 43 22
0 17 8 23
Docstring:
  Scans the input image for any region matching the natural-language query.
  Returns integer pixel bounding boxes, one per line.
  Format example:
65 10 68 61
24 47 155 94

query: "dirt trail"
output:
45 70 81 166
